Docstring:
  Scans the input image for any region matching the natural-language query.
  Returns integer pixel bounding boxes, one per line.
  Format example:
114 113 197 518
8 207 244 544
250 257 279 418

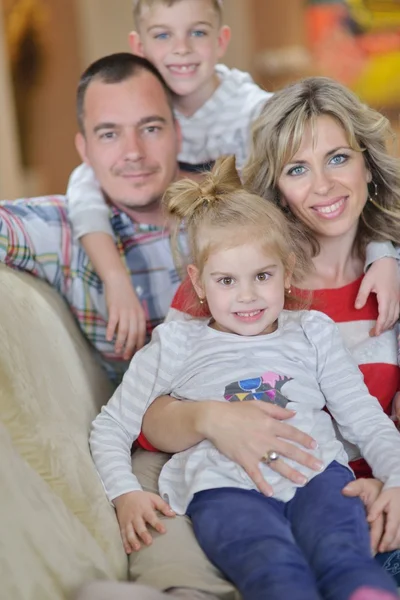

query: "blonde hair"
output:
133 0 223 24
242 77 400 255
164 156 312 308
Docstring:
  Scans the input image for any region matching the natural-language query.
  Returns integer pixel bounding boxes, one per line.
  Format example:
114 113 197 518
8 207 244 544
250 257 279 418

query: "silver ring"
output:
262 450 279 464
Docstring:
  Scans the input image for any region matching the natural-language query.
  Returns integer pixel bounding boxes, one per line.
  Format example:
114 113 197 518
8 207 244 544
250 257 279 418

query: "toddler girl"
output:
90 156 400 600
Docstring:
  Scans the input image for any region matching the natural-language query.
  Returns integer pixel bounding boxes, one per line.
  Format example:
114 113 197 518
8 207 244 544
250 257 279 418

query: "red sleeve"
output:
136 433 158 452
171 277 210 317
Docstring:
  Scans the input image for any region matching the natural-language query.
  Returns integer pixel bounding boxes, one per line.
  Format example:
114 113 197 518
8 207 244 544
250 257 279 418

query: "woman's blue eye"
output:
191 30 207 37
287 165 305 176
155 32 169 40
330 154 348 165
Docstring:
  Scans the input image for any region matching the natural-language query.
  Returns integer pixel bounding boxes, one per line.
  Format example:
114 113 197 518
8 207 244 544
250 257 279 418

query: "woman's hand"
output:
343 478 400 553
368 487 400 553
392 392 400 429
342 478 384 554
355 257 400 336
199 400 322 497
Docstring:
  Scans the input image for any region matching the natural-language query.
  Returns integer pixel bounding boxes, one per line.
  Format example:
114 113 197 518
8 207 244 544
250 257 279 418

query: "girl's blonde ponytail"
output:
164 155 242 222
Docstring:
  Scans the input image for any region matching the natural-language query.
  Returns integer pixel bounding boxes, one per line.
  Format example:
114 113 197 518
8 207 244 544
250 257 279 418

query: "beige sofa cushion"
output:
0 265 127 590
0 422 117 600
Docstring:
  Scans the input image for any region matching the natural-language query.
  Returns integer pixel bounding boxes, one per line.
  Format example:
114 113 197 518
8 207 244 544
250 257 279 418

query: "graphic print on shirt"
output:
224 372 292 408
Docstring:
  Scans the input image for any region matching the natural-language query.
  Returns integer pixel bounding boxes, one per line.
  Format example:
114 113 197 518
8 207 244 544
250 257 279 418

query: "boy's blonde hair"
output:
133 0 223 25
164 156 312 308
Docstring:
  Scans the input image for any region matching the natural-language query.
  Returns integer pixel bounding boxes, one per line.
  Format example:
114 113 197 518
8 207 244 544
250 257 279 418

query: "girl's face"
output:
188 242 291 336
277 115 371 245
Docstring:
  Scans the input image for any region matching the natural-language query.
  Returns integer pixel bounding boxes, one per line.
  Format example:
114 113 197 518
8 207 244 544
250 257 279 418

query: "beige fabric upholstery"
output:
0 265 127 600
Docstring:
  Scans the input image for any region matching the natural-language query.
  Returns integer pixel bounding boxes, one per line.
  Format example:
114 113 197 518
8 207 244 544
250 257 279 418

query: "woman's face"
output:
278 115 372 243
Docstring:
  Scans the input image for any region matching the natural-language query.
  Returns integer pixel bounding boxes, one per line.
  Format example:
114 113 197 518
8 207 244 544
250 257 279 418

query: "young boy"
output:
67 0 399 358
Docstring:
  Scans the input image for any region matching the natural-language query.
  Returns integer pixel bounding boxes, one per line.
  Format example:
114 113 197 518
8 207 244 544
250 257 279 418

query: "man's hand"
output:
114 491 175 554
355 257 400 336
105 275 147 359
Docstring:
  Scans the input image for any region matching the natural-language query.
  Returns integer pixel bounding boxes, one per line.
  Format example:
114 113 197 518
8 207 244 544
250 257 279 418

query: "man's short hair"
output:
132 0 223 25
77 52 174 134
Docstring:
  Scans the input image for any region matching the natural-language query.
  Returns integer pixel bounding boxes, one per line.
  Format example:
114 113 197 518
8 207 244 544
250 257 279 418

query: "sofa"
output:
0 263 128 600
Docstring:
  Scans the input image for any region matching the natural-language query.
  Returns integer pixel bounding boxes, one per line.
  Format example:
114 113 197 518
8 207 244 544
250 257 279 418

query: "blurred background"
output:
1 0 400 199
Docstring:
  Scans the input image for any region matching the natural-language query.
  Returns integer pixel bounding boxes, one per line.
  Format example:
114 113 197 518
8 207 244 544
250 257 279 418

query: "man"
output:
0 52 181 383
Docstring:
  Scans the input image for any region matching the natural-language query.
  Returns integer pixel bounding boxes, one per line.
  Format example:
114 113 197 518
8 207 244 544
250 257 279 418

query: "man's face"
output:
76 70 180 217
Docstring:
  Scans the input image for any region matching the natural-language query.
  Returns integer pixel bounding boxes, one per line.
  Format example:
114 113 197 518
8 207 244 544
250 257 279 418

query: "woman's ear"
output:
363 156 372 184
187 264 205 300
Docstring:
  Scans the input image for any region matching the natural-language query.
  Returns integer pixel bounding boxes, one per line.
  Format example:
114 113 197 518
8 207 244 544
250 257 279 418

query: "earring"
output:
368 181 378 202
199 298 205 305
286 287 292 296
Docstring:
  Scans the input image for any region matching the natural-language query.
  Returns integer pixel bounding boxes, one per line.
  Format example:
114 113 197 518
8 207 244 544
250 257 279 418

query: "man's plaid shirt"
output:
0 195 181 383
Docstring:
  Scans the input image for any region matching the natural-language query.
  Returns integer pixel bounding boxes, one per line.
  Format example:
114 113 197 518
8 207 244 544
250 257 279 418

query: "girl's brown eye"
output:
257 273 269 281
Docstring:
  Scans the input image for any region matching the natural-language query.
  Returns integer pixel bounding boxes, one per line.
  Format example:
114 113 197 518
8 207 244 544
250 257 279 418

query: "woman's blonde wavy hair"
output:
242 77 400 256
164 156 312 309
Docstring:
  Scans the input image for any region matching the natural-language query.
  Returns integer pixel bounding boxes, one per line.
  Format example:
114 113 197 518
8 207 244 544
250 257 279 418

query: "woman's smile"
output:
312 196 347 218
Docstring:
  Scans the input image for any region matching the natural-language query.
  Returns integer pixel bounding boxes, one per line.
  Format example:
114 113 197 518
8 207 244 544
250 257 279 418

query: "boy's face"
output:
130 0 230 101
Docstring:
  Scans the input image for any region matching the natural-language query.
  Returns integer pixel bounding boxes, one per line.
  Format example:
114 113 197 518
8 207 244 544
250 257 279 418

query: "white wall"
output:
74 0 134 67
0 7 23 198
223 0 252 72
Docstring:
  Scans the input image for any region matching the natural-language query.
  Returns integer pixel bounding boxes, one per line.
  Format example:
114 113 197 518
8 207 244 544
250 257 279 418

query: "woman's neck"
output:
301 233 364 290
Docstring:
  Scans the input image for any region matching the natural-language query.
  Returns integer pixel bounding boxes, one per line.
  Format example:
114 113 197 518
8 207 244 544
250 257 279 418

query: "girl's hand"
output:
367 487 400 553
105 275 147 359
342 478 384 554
355 257 400 336
114 491 175 554
200 400 322 497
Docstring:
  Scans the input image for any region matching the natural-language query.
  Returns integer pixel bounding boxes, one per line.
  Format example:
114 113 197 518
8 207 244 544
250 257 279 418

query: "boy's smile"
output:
130 0 231 116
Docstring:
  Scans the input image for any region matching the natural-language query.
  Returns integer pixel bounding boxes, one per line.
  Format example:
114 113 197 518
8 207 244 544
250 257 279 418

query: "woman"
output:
80 78 400 600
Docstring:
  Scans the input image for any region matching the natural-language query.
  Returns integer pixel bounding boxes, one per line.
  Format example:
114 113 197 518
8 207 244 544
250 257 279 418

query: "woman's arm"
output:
142 396 208 451
142 396 322 497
